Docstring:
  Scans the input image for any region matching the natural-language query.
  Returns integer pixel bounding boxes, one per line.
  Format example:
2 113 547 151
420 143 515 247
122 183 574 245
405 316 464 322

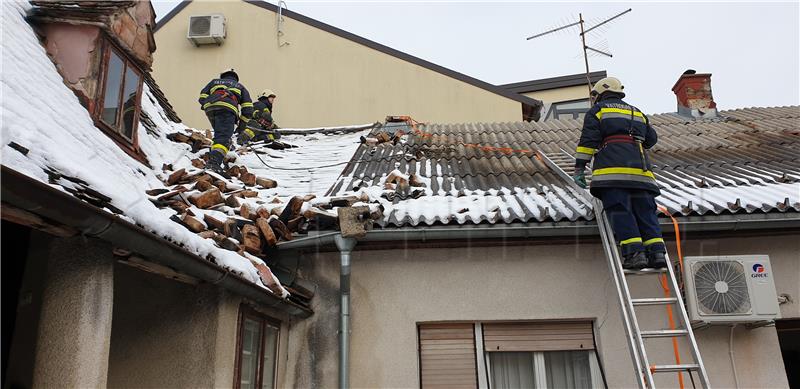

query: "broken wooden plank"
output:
240 172 257 186
268 217 293 241
241 224 262 254
167 168 186 185
204 214 225 230
256 217 278 247
279 196 304 223
189 188 224 209
156 185 188 201
181 214 205 233
256 177 278 189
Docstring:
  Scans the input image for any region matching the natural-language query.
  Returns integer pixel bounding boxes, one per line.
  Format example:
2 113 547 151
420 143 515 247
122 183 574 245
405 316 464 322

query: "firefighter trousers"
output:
206 109 237 154
598 188 666 257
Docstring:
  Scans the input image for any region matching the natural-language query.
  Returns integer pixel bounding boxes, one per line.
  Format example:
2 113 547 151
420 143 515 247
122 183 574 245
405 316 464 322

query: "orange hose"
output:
657 205 686 389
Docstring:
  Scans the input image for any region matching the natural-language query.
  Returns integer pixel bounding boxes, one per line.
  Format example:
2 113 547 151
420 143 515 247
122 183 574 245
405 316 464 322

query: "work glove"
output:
573 172 587 189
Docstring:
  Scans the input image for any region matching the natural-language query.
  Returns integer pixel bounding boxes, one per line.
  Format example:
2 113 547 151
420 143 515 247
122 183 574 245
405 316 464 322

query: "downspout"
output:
335 234 357 389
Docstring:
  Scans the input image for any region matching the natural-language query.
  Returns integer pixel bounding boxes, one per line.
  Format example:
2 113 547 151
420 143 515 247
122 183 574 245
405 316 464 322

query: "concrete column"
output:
32 237 114 388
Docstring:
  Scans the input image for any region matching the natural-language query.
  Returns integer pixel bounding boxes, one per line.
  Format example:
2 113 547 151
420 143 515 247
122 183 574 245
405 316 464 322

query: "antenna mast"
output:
527 8 632 95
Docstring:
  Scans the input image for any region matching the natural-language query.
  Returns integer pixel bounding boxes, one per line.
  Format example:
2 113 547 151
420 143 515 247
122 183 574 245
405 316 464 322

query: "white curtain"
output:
489 352 537 389
544 351 593 388
488 351 600 389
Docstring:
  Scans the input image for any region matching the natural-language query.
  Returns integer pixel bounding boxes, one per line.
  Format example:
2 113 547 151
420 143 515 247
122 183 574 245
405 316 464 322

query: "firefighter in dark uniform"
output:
198 69 254 173
573 77 667 270
238 89 280 145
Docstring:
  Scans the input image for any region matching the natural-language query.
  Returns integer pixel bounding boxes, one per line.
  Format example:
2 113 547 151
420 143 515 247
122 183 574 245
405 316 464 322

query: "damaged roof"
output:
329 107 800 227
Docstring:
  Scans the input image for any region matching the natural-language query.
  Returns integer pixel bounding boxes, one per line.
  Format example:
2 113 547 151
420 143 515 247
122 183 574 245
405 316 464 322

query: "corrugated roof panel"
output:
329 106 800 227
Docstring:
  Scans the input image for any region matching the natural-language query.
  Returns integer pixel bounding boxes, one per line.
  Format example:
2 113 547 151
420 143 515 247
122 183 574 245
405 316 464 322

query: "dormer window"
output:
97 41 142 144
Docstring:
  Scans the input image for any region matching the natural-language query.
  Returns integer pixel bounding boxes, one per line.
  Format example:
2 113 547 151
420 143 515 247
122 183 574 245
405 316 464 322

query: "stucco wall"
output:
521 84 590 105
106 264 240 388
284 233 797 388
153 1 523 129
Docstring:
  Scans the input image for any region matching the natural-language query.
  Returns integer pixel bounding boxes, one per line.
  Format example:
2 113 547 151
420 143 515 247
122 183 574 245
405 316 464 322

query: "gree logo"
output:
751 263 768 278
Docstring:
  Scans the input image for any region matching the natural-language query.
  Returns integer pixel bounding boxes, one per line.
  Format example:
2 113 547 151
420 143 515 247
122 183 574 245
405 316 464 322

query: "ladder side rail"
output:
664 253 711 387
534 149 648 388
596 200 655 388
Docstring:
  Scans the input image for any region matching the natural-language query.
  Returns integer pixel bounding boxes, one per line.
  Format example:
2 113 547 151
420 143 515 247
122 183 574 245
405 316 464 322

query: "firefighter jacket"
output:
198 76 254 120
575 95 659 195
252 99 275 129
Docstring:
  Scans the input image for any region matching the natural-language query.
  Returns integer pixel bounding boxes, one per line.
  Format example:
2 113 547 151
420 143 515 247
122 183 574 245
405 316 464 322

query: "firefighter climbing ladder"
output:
535 149 710 389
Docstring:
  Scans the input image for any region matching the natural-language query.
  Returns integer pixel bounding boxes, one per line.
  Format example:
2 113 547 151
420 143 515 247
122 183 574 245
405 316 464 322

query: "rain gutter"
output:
278 213 800 251
1 166 311 318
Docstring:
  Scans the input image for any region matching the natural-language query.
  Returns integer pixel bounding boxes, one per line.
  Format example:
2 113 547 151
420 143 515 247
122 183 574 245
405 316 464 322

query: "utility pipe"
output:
334 235 357 389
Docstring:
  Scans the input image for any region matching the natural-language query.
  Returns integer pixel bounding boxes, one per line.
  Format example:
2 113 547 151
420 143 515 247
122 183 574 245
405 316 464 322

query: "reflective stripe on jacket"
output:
198 77 254 119
575 96 660 195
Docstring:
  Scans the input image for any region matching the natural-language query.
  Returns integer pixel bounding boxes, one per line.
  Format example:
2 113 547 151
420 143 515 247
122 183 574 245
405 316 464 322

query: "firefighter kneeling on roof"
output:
237 89 280 146
198 68 254 174
573 77 667 270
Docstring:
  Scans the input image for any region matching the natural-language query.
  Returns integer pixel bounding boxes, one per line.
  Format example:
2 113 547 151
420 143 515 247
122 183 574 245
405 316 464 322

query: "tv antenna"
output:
526 8 632 95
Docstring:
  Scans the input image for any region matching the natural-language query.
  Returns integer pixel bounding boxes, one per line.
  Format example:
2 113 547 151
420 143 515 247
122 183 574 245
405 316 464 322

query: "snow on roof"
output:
0 0 368 296
328 109 800 227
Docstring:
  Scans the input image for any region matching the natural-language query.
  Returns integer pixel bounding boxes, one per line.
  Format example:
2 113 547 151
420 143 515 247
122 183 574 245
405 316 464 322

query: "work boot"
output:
207 150 226 175
622 251 648 270
647 252 667 269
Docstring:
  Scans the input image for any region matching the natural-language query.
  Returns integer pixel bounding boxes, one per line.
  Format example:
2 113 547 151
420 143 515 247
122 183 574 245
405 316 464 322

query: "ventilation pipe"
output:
335 234 357 389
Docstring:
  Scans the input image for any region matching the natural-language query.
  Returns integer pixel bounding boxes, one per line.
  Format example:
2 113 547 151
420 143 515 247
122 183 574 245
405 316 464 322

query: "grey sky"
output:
151 1 800 114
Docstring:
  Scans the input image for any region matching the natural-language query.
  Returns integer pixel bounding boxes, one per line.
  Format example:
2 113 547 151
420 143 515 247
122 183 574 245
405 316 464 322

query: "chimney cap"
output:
671 72 713 92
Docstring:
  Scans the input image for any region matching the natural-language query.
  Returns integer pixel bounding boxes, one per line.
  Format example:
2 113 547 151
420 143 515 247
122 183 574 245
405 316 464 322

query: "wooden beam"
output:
1 202 78 237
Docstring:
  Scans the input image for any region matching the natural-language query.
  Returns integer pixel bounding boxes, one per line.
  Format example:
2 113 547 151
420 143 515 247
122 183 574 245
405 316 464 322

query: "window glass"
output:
240 318 262 389
488 351 598 389
101 50 124 125
121 66 140 139
489 352 538 389
544 350 592 389
554 100 591 110
261 324 279 389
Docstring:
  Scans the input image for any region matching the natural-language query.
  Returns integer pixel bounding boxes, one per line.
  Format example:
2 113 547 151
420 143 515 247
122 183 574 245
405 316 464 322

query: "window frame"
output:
233 305 281 389
94 36 143 146
417 321 608 389
544 97 593 121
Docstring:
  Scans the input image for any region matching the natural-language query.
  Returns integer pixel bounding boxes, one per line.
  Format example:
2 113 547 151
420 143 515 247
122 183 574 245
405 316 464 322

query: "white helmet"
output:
258 89 276 99
591 77 624 97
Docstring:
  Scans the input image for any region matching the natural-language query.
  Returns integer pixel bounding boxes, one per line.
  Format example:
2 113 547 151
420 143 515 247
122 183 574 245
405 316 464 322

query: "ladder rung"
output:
652 364 700 373
631 297 678 306
623 268 667 275
640 329 689 338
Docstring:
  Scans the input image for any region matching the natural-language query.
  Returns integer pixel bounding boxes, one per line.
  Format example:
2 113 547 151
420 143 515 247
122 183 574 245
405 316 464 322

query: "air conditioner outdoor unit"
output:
684 255 780 326
187 14 226 46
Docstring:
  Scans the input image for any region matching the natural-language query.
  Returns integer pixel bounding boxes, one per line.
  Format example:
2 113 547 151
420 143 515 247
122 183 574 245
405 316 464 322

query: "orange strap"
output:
655 205 686 389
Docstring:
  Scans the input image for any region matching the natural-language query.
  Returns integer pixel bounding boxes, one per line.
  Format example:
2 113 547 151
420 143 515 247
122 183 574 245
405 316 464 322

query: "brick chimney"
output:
672 69 717 118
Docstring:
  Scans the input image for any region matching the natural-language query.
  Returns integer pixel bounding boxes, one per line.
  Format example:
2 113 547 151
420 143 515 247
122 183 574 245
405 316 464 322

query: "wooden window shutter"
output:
483 321 594 352
419 323 478 389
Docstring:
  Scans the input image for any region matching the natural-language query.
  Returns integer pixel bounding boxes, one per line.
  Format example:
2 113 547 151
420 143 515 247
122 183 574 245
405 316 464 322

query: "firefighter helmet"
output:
591 77 625 97
220 68 239 81
258 89 276 99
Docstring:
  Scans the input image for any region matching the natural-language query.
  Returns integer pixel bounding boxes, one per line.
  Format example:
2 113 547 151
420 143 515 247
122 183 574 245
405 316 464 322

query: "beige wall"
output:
521 84 590 104
153 1 524 129
284 233 798 388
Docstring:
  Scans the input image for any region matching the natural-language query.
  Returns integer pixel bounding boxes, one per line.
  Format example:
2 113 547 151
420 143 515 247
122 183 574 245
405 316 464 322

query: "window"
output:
234 307 280 389
97 41 142 143
544 99 593 121
418 321 606 389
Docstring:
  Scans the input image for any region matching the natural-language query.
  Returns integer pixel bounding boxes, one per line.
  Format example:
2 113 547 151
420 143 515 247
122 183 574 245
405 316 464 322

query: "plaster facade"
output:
283 233 798 388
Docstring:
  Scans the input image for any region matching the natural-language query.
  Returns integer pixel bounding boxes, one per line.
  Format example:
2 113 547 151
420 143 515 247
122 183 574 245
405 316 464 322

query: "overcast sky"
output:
151 1 800 114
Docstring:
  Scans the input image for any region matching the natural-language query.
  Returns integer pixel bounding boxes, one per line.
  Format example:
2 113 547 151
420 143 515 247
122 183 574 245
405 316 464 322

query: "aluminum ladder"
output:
535 149 711 389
